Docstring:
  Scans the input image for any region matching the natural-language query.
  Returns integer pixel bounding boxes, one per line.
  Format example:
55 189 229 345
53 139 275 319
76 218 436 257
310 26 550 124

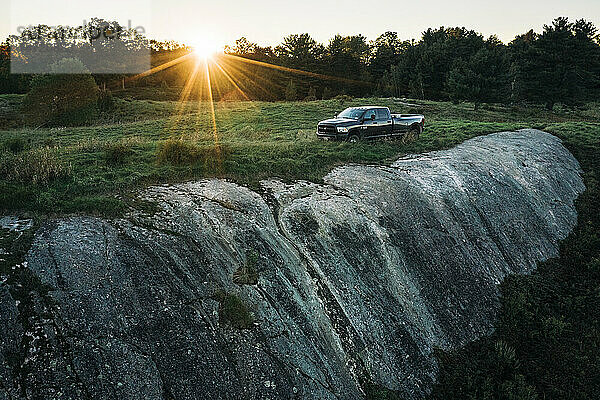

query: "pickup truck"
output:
317 106 425 143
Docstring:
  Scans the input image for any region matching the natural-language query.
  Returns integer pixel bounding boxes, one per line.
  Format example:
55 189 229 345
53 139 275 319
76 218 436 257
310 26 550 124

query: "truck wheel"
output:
402 125 421 144
347 134 360 143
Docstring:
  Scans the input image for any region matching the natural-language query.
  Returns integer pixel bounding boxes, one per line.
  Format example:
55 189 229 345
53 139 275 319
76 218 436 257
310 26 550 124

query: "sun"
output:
191 37 222 61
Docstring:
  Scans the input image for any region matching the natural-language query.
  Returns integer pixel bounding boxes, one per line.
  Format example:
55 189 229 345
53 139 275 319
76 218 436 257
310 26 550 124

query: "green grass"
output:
215 291 255 329
0 97 597 216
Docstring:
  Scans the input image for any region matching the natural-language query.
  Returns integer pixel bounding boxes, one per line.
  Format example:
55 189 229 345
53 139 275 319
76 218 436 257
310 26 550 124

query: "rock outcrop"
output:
0 130 585 399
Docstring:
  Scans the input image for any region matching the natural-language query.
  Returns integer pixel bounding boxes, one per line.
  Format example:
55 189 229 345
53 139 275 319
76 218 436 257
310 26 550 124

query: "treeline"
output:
1 17 599 108
223 17 600 108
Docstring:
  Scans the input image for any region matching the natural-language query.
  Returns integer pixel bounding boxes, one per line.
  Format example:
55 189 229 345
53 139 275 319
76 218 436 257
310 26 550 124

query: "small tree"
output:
305 86 317 101
22 58 99 126
322 87 334 100
284 79 297 101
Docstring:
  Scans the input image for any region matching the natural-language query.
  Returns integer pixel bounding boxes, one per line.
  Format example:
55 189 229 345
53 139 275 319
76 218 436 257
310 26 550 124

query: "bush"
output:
156 138 228 166
0 147 71 184
304 87 317 102
22 58 99 127
334 94 353 105
104 141 133 164
3 138 25 153
215 292 254 329
97 89 115 112
156 138 200 165
322 87 334 100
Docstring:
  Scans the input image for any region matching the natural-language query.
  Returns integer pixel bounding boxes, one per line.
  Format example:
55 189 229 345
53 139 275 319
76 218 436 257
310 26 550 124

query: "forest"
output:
1 17 599 110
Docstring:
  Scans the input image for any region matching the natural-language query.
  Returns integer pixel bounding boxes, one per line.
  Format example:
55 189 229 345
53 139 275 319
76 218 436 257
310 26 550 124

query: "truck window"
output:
376 109 389 120
338 108 365 120
364 110 376 120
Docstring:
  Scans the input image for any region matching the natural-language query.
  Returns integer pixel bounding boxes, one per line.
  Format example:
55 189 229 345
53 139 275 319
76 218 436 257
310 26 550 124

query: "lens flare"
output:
191 38 222 61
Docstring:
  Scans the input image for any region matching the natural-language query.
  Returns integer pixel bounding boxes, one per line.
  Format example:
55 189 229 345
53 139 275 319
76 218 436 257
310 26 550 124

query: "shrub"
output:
304 87 317 101
3 138 25 153
156 139 228 166
156 138 200 165
104 141 133 164
0 147 71 184
322 87 334 100
97 89 115 112
215 291 254 329
334 94 353 105
22 58 99 127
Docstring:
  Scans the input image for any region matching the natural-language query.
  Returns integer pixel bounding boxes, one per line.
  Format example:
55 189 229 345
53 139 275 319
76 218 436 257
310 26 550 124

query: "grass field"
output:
0 94 598 216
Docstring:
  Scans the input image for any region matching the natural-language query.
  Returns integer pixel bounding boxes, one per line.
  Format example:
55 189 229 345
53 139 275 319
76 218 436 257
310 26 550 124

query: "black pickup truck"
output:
317 106 425 142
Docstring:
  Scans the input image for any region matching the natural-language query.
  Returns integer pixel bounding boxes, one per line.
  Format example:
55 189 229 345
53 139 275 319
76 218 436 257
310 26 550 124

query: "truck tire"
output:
402 125 422 144
347 134 360 143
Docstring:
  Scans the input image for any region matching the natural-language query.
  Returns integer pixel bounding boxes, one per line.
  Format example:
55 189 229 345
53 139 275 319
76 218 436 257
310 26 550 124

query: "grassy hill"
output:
1 95 597 217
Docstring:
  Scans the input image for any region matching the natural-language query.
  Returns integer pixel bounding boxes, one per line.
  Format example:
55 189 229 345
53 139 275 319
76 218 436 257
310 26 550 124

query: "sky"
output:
2 0 599 47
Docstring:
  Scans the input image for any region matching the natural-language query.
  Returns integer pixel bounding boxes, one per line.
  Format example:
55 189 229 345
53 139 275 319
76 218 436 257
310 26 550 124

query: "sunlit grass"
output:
0 96 597 216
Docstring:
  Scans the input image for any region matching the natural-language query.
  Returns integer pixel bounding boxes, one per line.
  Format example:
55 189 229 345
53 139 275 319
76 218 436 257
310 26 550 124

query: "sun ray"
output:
218 58 281 99
202 58 223 171
129 53 195 83
223 54 372 87
213 60 250 100
167 61 201 137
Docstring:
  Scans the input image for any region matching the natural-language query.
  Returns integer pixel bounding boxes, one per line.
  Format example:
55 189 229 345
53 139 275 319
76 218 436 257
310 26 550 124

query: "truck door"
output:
362 109 378 138
376 108 392 136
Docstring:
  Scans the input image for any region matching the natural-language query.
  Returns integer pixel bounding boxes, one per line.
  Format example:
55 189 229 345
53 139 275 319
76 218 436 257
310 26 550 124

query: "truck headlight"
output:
337 127 349 133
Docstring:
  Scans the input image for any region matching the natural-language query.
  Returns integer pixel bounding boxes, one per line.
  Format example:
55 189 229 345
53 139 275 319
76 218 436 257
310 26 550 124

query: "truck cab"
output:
317 106 425 142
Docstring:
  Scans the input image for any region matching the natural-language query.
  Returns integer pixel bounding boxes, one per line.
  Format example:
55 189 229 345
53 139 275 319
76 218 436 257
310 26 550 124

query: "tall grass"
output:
0 147 71 184
0 97 597 215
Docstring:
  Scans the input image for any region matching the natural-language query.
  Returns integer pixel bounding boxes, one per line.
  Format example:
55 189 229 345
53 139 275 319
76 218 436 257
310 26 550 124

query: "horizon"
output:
2 0 599 48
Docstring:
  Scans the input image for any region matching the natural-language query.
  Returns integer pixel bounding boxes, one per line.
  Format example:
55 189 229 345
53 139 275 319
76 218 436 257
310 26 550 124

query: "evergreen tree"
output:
510 18 600 109
447 37 510 109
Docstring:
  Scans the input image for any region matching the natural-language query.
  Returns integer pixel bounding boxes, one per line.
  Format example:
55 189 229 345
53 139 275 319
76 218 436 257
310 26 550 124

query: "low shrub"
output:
156 138 228 166
215 291 254 329
104 141 133 164
22 58 99 127
285 80 298 101
304 87 317 102
334 94 353 105
156 138 200 165
3 137 25 153
322 87 334 100
0 147 71 184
